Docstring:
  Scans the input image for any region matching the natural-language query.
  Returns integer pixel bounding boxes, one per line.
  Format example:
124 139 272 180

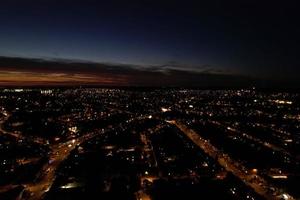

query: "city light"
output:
0 88 298 200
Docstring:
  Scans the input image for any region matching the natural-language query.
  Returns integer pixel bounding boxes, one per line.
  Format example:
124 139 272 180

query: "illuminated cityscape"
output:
0 1 300 200
0 88 299 200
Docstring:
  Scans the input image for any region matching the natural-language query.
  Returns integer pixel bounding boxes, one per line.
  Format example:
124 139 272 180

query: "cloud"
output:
0 70 128 86
0 56 254 87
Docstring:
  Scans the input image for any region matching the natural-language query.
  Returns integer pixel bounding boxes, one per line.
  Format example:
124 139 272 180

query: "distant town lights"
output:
14 89 23 92
272 100 293 105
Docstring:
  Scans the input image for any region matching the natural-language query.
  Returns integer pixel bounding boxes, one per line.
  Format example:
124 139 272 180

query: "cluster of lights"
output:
273 100 293 105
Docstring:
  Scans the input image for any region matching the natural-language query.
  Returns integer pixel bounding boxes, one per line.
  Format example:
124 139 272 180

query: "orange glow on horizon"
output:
0 70 129 86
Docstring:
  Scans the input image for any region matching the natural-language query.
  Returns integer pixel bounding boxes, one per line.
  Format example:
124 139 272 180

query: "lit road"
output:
0 112 46 145
0 109 154 199
140 123 165 168
166 120 295 200
24 132 101 200
210 120 294 159
22 114 154 200
136 190 151 200
137 123 165 200
0 184 20 193
0 112 49 195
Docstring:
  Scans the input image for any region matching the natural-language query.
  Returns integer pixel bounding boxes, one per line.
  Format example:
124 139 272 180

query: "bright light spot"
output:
44 186 50 192
282 193 290 200
148 115 152 119
41 90 53 95
202 162 208 167
272 175 288 179
273 100 293 105
69 126 78 133
161 107 169 112
230 188 236 195
60 182 81 189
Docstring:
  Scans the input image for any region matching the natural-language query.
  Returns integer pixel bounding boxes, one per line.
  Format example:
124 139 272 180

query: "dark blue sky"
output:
0 0 299 85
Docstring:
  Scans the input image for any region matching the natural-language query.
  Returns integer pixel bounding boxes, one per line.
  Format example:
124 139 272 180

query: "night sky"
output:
0 0 299 86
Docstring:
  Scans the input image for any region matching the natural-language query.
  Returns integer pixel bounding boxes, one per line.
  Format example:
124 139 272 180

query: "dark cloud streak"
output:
0 56 257 87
